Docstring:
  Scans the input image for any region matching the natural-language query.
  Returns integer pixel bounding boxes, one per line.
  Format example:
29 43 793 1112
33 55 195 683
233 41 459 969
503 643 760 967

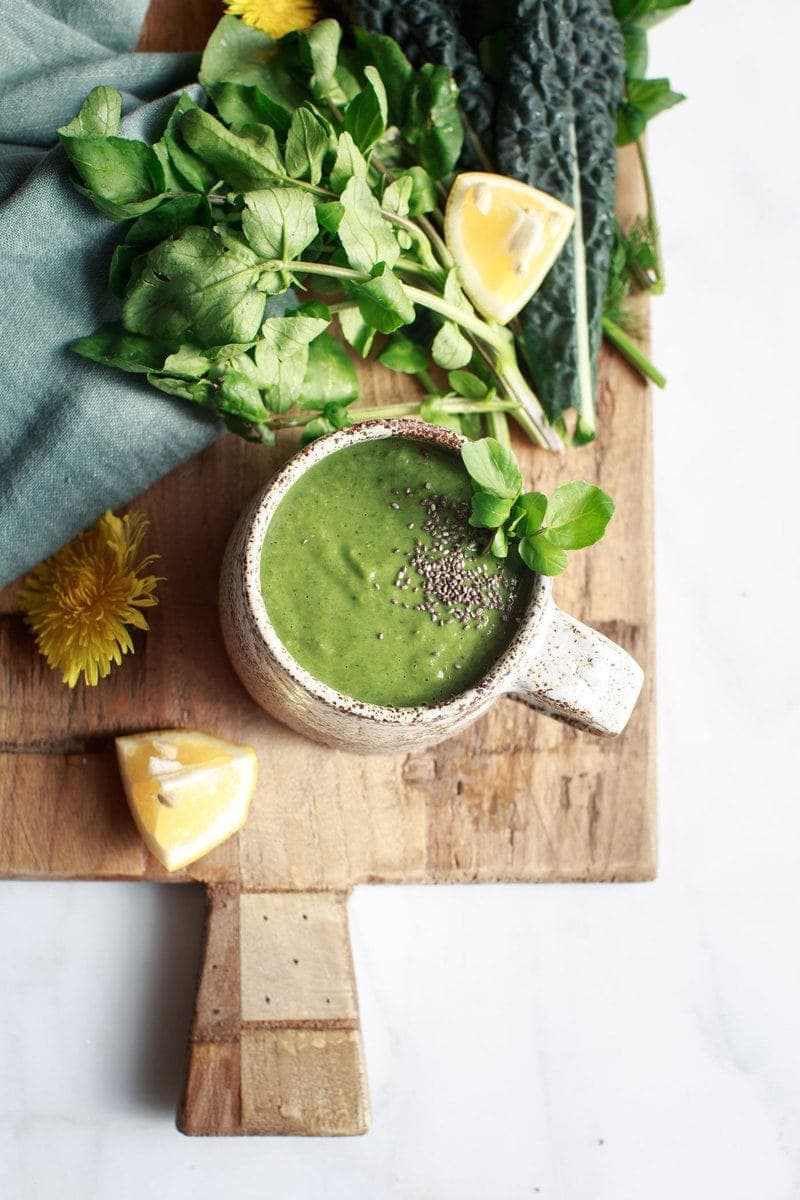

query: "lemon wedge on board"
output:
115 730 257 872
444 172 575 325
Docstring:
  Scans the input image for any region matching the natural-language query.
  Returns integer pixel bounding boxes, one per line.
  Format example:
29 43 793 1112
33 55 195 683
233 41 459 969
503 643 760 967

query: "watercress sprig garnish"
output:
460 438 615 575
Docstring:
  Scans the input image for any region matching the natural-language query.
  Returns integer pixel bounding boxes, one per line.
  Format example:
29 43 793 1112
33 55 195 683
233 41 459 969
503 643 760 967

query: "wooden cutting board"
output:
0 0 655 1136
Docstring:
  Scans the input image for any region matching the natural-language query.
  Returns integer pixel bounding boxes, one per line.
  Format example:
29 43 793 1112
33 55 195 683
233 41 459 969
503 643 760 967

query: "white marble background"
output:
2 0 799 1195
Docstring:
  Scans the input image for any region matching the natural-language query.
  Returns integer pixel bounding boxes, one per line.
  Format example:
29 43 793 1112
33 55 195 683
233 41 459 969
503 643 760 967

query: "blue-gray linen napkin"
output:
0 1 224 587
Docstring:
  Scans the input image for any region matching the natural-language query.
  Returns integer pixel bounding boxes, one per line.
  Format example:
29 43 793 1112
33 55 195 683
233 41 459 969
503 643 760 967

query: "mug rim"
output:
240 418 553 728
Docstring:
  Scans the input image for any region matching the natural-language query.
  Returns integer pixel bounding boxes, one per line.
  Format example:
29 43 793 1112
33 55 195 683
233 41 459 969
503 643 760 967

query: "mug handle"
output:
509 604 644 736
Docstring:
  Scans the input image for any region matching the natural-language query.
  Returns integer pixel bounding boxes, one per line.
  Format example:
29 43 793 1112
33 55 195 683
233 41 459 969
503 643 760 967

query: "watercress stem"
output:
601 315 666 388
635 139 665 295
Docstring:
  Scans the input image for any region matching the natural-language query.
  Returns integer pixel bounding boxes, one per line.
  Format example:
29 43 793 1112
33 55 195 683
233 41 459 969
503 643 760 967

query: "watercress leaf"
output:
342 65 388 153
432 320 472 370
208 81 292 138
160 94 218 194
58 86 121 139
419 396 462 434
353 27 413 126
616 77 684 144
510 492 547 537
71 324 173 374
338 176 399 272
163 341 253 380
544 481 615 548
378 336 428 373
126 194 212 248
491 526 509 558
241 186 318 261
180 107 284 190
200 15 272 86
258 304 330 359
217 369 267 422
59 135 164 211
404 63 463 179
329 130 368 193
448 369 486 399
147 373 216 407
284 106 329 185
300 414 334 445
348 262 414 334
316 199 344 233
461 437 522 500
623 25 648 79
252 340 309 411
519 532 569 575
297 331 358 408
296 19 342 100
469 490 514 529
323 401 353 430
382 174 413 218
391 166 437 216
123 226 266 347
338 304 375 356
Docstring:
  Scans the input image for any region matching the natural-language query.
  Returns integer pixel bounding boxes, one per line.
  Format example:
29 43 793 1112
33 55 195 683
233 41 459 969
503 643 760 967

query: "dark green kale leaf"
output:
494 0 624 441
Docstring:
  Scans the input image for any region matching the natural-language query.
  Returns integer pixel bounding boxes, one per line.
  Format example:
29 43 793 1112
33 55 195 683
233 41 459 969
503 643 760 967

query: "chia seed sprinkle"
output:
390 502 400 510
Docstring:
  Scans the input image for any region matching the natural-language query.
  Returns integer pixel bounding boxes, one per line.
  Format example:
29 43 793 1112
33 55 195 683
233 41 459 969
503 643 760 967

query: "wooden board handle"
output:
178 886 370 1136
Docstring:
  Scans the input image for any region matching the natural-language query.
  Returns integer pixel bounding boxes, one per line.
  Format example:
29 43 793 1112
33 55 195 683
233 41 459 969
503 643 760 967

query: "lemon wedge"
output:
444 172 575 325
115 730 257 872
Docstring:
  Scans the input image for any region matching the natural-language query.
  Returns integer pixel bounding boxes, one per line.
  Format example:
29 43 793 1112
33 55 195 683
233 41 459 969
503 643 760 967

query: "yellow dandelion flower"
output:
223 0 319 38
18 511 161 688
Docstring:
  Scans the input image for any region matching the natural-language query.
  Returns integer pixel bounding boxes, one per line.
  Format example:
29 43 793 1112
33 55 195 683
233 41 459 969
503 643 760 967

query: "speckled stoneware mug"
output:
220 419 644 754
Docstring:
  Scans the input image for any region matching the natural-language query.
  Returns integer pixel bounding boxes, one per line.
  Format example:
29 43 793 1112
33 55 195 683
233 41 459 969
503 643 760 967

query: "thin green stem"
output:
635 139 665 294
486 410 511 448
602 316 666 388
264 396 521 430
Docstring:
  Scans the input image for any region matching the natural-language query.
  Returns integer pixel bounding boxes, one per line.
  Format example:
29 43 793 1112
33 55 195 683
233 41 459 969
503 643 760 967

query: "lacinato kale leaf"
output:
495 0 624 441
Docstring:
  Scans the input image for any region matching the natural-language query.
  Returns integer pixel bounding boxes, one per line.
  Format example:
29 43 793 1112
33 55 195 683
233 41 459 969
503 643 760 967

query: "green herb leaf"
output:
544 481 615 548
348 262 414 334
147 373 215 407
241 186 318 261
159 94 218 194
338 305 375 356
404 63 463 179
448 369 486 399
382 174 413 218
342 65 388 153
297 331 358 408
252 342 308 412
218 369 268 422
58 133 164 217
510 492 548 538
296 19 342 101
199 14 272 87
71 324 173 374
258 302 331 359
461 437 522 500
519 532 569 575
338 176 399 273
180 107 284 191
329 131 368 193
390 166 437 216
616 77 685 144
491 526 509 558
353 27 413 126
469 490 514 529
378 336 428 374
122 226 266 347
284 106 330 184
431 320 472 370
208 81 292 138
58 86 121 138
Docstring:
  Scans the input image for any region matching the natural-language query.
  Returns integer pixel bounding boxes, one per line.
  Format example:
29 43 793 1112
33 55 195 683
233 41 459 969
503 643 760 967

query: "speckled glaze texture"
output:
220 420 644 754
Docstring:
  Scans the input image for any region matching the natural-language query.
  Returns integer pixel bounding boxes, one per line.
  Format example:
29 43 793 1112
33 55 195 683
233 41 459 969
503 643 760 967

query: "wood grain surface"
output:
0 0 656 1135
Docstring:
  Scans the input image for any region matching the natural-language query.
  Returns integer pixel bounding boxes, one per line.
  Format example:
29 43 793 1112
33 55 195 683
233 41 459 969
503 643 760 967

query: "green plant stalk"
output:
601 315 666 388
264 395 521 430
635 139 665 295
485 410 511 448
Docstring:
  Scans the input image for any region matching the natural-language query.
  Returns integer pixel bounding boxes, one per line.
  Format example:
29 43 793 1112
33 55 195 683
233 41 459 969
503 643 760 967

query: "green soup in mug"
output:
260 438 530 707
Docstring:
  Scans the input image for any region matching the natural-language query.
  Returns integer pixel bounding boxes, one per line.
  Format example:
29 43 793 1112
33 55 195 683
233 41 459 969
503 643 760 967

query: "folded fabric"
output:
0 2 219 587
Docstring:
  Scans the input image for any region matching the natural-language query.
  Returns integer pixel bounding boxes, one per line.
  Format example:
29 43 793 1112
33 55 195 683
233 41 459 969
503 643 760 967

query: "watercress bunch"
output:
60 17 561 451
460 438 614 575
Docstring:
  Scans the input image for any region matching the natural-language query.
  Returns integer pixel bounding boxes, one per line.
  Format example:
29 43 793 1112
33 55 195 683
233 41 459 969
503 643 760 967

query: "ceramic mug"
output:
220 419 644 754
